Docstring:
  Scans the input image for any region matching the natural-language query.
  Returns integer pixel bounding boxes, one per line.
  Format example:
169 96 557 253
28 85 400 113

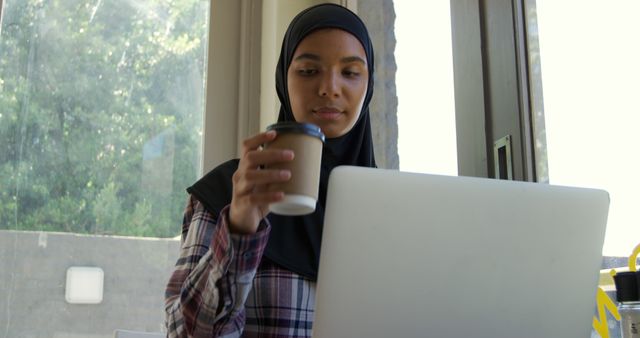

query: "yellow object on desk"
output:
593 243 640 338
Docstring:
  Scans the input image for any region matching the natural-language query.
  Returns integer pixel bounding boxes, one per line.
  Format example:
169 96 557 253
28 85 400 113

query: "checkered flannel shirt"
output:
165 196 316 338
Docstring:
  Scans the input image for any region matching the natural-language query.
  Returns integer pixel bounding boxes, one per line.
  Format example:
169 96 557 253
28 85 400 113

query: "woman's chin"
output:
319 126 349 139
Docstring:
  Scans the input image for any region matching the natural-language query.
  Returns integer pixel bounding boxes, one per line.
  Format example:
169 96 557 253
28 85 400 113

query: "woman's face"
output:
287 28 368 138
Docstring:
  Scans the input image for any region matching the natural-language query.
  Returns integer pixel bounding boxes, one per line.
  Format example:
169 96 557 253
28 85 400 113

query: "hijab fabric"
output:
187 3 376 280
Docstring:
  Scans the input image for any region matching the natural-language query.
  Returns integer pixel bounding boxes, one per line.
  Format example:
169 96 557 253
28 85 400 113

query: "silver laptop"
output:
312 166 609 338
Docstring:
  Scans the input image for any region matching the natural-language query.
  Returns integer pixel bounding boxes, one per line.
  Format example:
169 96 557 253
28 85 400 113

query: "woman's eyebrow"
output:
341 56 366 65
293 53 366 65
293 53 320 61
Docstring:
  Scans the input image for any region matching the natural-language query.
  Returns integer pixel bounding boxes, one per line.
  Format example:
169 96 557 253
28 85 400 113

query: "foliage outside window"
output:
0 0 209 238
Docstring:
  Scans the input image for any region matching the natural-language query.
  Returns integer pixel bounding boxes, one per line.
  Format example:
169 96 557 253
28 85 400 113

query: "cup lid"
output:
266 122 325 142
613 271 640 302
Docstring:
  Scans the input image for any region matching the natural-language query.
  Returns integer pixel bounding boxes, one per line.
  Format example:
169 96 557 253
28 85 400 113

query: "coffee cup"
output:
264 122 325 215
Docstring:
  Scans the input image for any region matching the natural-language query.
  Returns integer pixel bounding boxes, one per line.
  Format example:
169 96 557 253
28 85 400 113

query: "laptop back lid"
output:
312 166 609 338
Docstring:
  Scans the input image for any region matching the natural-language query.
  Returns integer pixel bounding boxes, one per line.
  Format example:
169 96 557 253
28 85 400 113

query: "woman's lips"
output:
313 107 342 120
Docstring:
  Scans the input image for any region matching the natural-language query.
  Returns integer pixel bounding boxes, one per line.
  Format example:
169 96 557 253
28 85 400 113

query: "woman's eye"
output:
298 68 317 76
343 70 360 77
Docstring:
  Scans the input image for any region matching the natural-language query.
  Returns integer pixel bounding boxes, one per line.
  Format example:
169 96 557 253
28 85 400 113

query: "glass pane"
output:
394 0 458 175
527 0 640 258
0 0 207 238
0 0 208 335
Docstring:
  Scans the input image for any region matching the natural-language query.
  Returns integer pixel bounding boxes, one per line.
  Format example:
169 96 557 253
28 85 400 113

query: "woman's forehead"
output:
291 29 366 59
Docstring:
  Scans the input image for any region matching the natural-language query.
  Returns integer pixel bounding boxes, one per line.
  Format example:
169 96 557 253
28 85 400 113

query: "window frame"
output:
450 0 636 282
0 0 4 32
450 0 539 182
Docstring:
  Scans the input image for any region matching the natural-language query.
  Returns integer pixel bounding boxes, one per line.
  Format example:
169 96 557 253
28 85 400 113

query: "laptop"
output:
312 166 609 338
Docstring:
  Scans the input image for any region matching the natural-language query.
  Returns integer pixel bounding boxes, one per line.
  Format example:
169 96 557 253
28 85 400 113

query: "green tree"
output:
0 0 208 237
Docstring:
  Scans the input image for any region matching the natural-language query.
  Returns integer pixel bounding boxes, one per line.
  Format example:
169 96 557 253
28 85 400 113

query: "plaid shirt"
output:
165 196 316 338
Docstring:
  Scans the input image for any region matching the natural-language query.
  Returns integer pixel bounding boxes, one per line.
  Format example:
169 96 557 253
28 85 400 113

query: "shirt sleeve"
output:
165 195 270 338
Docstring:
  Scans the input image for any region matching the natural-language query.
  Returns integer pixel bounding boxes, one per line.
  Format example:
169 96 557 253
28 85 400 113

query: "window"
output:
0 0 208 238
0 0 209 335
394 0 457 176
525 0 640 258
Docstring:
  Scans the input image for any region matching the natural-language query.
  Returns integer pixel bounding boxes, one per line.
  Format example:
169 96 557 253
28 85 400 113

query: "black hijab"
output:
187 3 376 280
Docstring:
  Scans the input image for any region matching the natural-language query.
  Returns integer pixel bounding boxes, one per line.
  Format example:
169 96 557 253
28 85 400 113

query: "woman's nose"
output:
318 72 340 97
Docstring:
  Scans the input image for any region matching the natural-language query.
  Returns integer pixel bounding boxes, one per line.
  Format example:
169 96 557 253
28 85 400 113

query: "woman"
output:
165 3 376 337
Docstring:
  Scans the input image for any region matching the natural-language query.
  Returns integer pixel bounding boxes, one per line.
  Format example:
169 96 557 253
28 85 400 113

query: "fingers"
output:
241 130 277 154
244 148 294 168
246 169 292 184
238 130 294 169
230 130 294 232
234 131 294 195
234 168 291 196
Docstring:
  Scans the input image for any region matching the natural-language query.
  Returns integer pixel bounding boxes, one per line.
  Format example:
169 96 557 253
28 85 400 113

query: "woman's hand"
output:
229 130 294 234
